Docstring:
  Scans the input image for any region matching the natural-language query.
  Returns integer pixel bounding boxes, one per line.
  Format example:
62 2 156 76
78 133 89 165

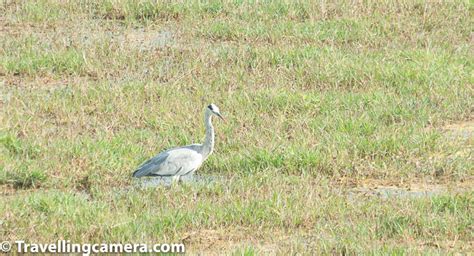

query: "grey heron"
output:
132 104 224 181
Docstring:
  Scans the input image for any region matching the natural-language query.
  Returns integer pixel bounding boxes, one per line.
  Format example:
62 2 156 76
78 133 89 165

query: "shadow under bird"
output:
132 104 224 181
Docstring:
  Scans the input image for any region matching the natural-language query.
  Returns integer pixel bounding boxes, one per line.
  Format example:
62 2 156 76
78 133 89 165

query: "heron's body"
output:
132 104 223 180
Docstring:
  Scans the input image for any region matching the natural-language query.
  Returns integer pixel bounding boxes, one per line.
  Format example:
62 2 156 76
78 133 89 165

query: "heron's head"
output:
207 104 224 121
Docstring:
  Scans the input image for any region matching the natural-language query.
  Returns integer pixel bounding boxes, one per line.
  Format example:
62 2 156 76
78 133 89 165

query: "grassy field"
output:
1 0 473 254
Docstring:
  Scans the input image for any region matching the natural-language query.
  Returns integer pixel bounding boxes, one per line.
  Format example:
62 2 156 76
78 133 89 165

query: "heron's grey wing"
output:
132 151 170 178
132 147 203 178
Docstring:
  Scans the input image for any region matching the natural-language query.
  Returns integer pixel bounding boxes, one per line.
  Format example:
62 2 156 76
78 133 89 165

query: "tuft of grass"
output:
232 246 257 256
0 133 41 159
377 215 422 239
13 0 67 22
1 166 47 189
1 47 86 76
430 194 473 214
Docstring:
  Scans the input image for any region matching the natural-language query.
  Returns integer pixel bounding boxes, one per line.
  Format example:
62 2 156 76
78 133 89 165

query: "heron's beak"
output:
216 113 225 122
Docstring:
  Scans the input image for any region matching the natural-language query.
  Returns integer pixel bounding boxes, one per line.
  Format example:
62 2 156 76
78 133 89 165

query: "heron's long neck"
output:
202 111 214 158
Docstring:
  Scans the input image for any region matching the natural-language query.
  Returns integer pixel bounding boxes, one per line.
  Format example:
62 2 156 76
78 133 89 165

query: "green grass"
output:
1 0 473 254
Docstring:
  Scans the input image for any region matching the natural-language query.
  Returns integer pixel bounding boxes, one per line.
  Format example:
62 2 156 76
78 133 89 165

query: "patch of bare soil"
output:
2 75 92 89
181 228 296 255
418 240 474 253
443 119 473 135
347 119 473 199
125 28 175 51
346 177 473 199
442 119 474 148
349 179 474 199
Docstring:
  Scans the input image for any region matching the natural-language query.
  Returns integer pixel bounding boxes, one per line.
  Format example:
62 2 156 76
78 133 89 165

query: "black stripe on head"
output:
207 104 214 111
